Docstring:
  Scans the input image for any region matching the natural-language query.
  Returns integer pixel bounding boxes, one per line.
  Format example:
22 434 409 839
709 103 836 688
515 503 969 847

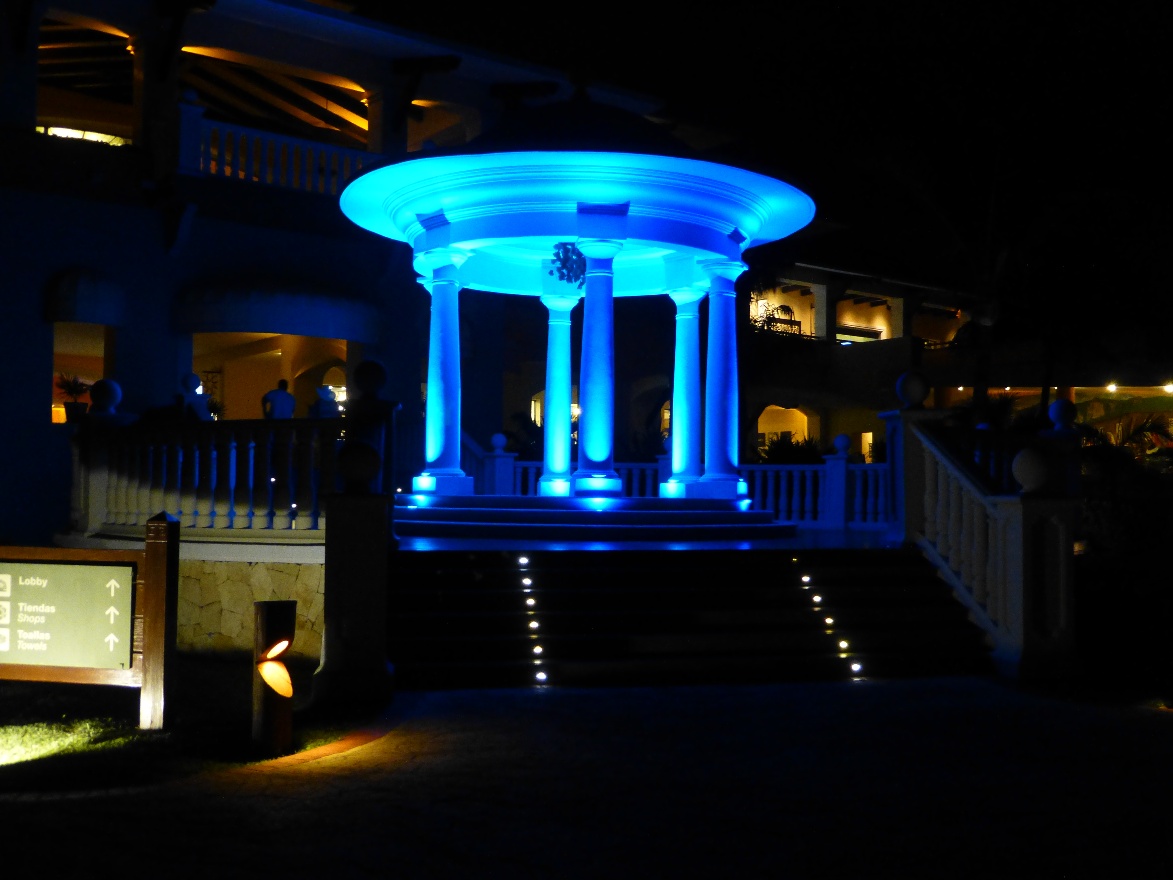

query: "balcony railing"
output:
73 418 346 541
178 102 372 196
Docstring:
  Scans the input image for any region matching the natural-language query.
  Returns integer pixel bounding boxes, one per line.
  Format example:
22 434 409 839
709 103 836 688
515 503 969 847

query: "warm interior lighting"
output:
257 660 294 697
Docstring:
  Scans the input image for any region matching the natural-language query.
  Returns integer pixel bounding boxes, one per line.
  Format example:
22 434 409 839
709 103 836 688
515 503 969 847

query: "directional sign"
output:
0 563 134 669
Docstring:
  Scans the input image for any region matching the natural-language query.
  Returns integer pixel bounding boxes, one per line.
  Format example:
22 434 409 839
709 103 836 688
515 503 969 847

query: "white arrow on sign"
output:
106 579 122 597
104 633 119 651
105 606 119 624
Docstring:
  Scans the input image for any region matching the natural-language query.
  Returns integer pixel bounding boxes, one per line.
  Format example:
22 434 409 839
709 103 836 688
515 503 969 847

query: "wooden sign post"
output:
0 513 179 729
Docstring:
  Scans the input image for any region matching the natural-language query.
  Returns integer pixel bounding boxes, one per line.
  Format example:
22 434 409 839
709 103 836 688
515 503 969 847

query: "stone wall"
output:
177 560 324 659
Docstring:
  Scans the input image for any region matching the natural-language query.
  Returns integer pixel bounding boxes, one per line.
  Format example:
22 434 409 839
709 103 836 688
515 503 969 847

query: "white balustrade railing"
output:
903 420 1079 679
178 102 371 196
74 419 345 539
739 459 890 528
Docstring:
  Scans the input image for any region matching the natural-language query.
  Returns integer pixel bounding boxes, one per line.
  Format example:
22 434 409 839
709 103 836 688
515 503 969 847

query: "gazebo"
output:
340 97 814 509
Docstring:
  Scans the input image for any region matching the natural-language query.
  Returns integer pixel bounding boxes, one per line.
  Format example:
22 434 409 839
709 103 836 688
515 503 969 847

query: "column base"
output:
412 472 476 495
658 477 698 499
571 472 624 496
538 475 573 497
681 477 748 499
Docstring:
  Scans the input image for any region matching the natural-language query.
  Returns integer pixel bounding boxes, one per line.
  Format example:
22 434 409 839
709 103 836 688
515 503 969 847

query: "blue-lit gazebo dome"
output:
341 95 814 500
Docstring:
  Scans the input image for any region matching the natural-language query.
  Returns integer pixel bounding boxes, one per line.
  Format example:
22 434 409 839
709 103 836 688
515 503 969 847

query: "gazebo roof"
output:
340 97 815 297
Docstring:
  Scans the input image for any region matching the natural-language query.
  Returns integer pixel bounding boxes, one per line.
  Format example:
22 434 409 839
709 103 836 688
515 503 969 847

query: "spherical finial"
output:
491 432 507 452
833 434 851 455
895 372 929 408
89 379 122 414
352 360 387 398
1012 448 1050 493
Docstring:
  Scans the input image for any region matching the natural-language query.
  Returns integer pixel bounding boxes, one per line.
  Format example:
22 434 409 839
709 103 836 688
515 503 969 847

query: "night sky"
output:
361 4 1172 329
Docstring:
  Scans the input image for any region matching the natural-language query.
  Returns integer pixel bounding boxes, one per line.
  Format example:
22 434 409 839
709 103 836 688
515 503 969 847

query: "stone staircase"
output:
386 547 996 689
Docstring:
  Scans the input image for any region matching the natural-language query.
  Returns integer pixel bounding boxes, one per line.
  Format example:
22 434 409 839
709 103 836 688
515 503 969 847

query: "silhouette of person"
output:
308 385 341 418
180 372 214 421
262 379 296 419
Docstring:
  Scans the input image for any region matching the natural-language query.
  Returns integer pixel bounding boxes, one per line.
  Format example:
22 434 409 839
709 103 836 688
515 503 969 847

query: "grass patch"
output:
0 652 384 794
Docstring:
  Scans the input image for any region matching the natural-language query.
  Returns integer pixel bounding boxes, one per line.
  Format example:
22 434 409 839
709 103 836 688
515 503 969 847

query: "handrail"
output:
906 420 1078 679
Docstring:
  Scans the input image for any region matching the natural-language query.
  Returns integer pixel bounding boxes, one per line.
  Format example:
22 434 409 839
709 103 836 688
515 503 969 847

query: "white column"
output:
412 247 474 494
660 289 706 498
539 293 581 496
572 238 624 495
695 259 748 498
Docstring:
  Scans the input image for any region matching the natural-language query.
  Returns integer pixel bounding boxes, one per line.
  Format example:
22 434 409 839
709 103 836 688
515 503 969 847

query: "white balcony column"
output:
696 259 748 498
660 289 706 497
413 246 474 494
572 237 624 496
539 293 582 496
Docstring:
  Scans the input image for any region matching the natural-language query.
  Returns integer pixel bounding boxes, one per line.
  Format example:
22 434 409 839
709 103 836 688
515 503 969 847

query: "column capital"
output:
669 288 707 309
413 246 471 276
540 293 582 314
698 258 747 287
576 238 624 261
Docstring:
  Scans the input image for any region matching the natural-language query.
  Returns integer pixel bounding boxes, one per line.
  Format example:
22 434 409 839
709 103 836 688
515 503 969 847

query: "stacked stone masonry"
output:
178 561 324 658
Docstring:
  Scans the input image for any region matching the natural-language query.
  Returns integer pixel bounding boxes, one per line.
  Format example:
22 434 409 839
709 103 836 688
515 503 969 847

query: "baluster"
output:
148 431 166 521
803 468 816 522
214 426 236 529
292 425 315 529
959 496 974 586
196 427 216 528
935 464 951 559
272 424 294 528
972 504 989 605
254 424 275 528
235 425 255 529
121 441 137 525
135 438 152 525
109 441 128 525
853 469 865 524
947 476 963 573
922 453 938 540
179 434 198 528
165 430 182 522
986 515 1003 623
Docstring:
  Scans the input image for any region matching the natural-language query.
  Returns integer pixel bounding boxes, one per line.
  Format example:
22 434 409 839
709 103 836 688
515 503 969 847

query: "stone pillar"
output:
539 293 581 496
660 289 706 497
413 247 473 494
694 259 748 498
572 238 624 495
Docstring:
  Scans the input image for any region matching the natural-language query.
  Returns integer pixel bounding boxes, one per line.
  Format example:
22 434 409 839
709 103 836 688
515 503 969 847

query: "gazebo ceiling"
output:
341 147 815 297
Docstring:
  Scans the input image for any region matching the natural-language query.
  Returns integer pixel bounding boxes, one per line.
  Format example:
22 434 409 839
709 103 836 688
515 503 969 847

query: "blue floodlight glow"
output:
576 476 622 494
539 478 571 497
340 151 814 299
412 474 437 492
581 496 619 512
660 479 686 499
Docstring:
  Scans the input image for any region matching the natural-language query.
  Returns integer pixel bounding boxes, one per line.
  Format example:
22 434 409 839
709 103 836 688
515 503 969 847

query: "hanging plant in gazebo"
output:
549 242 586 289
